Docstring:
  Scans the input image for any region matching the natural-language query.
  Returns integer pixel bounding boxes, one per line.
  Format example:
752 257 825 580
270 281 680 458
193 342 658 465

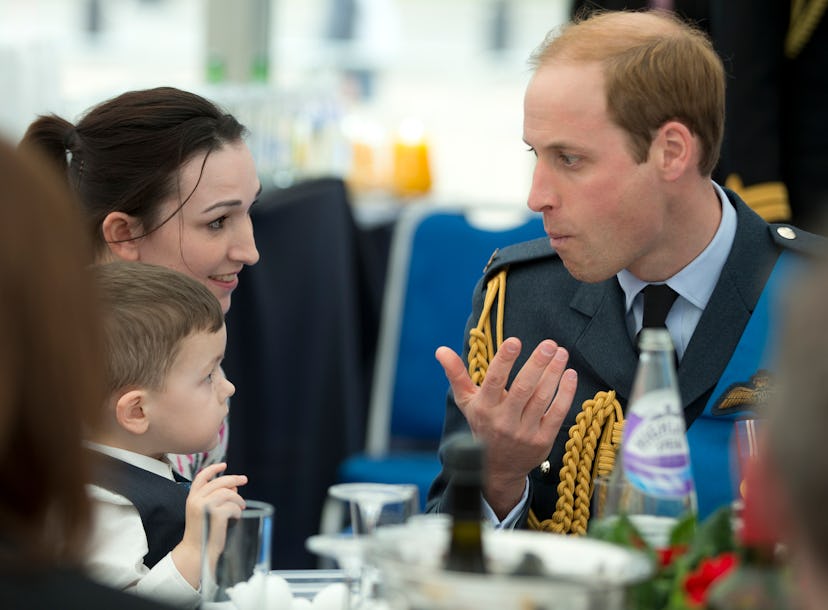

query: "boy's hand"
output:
171 462 248 589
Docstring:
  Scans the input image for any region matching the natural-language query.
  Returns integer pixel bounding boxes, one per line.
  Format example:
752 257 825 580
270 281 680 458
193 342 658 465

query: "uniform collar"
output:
617 180 737 312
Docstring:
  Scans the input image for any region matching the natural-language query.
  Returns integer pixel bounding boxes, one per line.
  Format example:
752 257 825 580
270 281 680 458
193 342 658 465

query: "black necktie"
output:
641 283 678 330
636 284 679 356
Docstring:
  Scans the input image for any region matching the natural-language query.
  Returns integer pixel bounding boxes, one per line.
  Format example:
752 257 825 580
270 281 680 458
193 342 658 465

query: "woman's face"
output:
135 141 261 313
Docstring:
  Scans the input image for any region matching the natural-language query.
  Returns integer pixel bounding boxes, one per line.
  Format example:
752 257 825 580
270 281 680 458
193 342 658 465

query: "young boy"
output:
85 261 248 608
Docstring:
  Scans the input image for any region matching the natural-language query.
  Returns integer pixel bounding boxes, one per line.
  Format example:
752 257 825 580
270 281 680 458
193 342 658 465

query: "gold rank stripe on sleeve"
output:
725 174 791 223
786 0 828 58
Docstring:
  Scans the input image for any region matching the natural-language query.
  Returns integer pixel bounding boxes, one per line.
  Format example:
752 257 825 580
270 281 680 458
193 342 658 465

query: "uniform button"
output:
776 226 796 240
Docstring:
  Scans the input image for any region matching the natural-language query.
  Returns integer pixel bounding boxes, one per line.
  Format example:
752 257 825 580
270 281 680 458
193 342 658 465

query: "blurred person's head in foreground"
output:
0 138 102 568
765 253 828 609
0 140 179 609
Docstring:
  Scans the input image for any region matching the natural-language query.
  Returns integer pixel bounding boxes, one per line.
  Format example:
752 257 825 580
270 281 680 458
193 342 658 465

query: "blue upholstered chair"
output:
319 203 544 534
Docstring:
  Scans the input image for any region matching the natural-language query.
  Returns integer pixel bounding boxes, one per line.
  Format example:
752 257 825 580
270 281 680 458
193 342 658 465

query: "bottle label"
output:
622 389 694 498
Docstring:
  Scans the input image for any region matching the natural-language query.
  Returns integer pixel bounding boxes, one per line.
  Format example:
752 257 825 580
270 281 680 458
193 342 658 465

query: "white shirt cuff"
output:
135 553 201 608
481 477 529 530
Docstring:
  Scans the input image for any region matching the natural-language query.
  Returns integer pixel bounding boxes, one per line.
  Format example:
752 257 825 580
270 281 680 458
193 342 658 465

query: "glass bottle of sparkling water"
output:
604 328 697 549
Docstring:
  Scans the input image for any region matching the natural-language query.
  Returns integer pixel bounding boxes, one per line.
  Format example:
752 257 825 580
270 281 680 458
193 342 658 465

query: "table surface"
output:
272 569 345 600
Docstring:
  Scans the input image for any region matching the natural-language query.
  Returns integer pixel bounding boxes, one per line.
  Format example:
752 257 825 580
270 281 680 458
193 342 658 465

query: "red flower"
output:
683 552 738 606
657 544 688 568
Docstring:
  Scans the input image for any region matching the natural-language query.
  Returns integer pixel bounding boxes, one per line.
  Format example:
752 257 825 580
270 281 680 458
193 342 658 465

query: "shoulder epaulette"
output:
769 223 828 258
483 236 557 278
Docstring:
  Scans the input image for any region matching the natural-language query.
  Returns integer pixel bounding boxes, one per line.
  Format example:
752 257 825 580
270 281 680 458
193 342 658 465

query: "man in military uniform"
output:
426 10 825 531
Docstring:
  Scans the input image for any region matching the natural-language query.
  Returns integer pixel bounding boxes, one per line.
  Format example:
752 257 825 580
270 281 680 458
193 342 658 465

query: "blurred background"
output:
0 0 571 570
0 0 571 208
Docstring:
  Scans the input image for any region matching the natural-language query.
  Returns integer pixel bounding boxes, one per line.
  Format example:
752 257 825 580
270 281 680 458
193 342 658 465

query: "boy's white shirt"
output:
84 442 201 608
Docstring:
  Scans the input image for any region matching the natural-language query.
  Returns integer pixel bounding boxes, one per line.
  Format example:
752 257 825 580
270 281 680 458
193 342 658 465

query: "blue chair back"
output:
327 205 544 529
367 205 546 455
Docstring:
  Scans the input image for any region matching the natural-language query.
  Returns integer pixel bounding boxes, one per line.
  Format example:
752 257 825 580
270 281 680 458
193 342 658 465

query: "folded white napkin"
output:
223 572 348 610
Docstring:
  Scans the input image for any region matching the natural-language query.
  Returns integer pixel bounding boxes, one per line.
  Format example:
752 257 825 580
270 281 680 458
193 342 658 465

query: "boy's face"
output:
146 324 233 456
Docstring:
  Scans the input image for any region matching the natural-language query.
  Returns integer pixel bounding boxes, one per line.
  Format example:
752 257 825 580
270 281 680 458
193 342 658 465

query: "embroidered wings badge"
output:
711 370 774 416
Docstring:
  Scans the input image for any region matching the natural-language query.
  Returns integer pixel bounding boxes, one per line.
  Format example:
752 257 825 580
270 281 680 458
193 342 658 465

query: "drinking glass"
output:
308 483 419 609
306 532 365 609
731 418 765 532
329 482 419 535
590 475 680 550
201 500 275 609
591 475 630 521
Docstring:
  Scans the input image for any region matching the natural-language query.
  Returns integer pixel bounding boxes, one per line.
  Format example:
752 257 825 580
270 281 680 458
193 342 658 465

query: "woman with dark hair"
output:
0 138 174 609
20 86 261 480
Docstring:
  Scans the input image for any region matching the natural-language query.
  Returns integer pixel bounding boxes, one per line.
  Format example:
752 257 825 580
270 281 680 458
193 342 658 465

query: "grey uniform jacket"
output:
425 188 824 525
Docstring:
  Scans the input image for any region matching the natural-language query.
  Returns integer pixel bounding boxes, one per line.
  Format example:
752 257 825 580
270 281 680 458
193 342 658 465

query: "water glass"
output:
310 483 419 609
590 475 678 550
201 500 275 609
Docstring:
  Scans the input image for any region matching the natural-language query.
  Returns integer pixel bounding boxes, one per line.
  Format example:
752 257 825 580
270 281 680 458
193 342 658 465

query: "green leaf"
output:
589 514 651 553
589 507 737 610
669 512 697 547
683 506 736 569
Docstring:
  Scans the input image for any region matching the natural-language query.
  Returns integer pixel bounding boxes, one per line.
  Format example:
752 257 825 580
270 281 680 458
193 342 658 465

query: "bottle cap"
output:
638 327 674 352
444 433 485 483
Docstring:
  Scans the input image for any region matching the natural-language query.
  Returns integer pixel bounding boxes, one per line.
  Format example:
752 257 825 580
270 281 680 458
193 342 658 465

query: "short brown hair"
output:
529 10 725 176
94 261 225 396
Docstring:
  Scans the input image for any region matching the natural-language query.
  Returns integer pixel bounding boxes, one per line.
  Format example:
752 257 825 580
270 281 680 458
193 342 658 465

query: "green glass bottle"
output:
443 434 488 574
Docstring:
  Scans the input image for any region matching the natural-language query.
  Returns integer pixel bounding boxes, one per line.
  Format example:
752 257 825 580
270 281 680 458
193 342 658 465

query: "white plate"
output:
368 517 653 610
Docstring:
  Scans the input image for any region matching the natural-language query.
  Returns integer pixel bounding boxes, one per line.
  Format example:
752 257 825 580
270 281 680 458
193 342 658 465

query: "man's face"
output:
523 61 668 283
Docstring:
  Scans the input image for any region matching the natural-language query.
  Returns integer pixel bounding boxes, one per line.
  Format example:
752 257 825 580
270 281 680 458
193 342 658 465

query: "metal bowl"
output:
367 515 653 610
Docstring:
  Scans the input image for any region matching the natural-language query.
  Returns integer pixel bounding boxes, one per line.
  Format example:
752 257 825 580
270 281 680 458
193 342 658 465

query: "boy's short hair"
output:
94 261 225 396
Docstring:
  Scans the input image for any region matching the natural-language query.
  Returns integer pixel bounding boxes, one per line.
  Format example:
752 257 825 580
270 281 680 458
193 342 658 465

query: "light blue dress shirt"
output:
616 182 737 361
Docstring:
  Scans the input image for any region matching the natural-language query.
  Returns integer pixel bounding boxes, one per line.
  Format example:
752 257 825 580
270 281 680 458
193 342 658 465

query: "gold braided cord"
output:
725 174 791 223
529 391 624 535
467 269 507 384
469 265 625 536
786 0 828 59
495 270 506 349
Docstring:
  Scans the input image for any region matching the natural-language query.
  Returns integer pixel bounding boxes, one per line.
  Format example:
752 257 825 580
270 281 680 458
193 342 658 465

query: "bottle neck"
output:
631 349 678 397
446 478 487 573
449 479 483 521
